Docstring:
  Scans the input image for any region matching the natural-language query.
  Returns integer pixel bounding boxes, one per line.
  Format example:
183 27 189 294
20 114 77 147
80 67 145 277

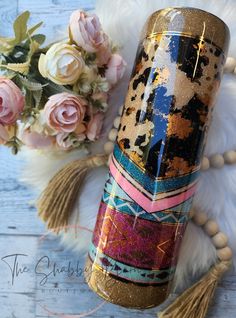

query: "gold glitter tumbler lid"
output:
143 7 230 53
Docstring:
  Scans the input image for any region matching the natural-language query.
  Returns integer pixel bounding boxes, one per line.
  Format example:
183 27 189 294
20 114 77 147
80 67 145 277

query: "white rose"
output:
38 42 85 85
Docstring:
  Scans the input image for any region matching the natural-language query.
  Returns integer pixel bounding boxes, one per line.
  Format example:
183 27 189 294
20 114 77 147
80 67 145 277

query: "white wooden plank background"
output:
0 0 235 317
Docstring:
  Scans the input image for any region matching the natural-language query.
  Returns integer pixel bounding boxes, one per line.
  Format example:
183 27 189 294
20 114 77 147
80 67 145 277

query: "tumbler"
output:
85 7 230 308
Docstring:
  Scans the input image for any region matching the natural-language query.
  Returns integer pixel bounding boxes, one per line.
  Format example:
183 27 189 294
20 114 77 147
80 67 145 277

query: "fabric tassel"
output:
37 154 108 232
158 260 232 318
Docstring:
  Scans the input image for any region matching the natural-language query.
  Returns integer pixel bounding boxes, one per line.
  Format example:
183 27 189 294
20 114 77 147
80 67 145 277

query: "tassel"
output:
37 154 108 232
158 259 232 318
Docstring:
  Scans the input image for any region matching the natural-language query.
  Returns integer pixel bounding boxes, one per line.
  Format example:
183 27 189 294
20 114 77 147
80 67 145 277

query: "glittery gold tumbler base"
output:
84 257 170 309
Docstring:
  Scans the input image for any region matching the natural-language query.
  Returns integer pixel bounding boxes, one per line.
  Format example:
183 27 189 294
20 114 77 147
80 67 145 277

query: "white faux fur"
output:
21 0 236 291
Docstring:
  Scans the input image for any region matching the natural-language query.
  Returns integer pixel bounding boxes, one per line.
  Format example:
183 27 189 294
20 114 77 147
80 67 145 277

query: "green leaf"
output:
0 37 14 54
45 81 74 95
18 75 43 91
5 133 22 155
0 37 41 76
27 39 40 60
28 21 43 37
31 34 46 45
32 89 43 107
0 11 44 55
13 11 30 43
17 75 43 108
22 79 43 109
0 62 29 75
25 88 33 106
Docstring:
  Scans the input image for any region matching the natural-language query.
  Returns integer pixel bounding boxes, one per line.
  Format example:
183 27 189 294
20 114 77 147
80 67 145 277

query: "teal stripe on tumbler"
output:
113 143 200 194
89 242 176 284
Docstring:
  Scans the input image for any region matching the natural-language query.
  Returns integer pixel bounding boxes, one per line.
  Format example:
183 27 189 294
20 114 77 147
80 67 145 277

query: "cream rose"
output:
0 77 24 125
44 93 87 133
38 43 85 85
69 10 108 53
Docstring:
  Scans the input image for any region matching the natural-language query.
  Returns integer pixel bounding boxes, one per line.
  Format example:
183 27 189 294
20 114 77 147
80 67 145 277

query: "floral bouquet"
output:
0 10 126 154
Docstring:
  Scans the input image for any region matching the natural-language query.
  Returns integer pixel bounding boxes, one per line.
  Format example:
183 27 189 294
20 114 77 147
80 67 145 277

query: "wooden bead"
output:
201 157 210 171
212 232 228 248
223 150 236 164
104 141 114 154
217 246 233 261
204 219 219 236
193 211 208 226
108 128 118 142
113 116 121 129
209 154 225 169
118 105 124 116
224 57 236 73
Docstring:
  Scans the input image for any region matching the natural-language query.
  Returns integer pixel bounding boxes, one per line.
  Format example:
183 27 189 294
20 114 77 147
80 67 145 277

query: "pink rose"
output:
0 124 9 144
69 10 108 53
86 112 104 141
21 131 54 149
105 54 127 86
0 77 24 125
44 93 86 133
96 35 112 66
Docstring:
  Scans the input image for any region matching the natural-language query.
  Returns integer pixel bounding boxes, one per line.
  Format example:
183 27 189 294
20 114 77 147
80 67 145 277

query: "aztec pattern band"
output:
88 30 226 287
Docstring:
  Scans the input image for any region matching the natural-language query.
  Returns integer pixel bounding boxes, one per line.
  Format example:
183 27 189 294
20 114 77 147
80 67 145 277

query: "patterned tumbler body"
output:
85 7 230 308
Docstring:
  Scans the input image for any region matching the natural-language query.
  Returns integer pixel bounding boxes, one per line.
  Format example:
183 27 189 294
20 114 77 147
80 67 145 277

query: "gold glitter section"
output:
85 257 170 309
142 7 230 52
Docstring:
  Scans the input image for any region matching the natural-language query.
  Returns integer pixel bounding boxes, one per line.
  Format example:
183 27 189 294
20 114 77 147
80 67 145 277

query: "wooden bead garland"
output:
209 154 225 169
104 113 121 154
113 116 121 129
204 219 219 236
104 141 114 154
217 246 233 261
190 209 233 262
223 150 236 164
108 128 118 142
201 157 210 171
212 232 228 248
118 105 123 116
192 211 208 226
201 150 236 170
